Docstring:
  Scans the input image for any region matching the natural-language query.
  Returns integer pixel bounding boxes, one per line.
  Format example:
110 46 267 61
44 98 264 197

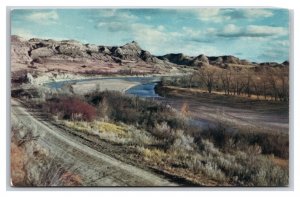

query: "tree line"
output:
162 65 289 102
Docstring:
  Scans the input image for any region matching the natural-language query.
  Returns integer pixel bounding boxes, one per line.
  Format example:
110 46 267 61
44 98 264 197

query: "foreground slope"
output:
11 99 177 186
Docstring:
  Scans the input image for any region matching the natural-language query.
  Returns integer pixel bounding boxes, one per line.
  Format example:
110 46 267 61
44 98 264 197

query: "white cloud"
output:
131 24 169 48
243 9 274 18
182 26 214 38
179 44 221 56
206 27 217 34
191 8 274 23
96 21 131 31
119 12 137 20
127 23 220 56
11 28 69 41
182 27 200 37
25 10 59 24
193 8 230 23
217 24 288 37
98 9 137 21
98 9 117 18
157 25 165 31
239 36 270 42
181 26 217 43
95 10 138 31
246 25 287 36
272 40 290 47
95 21 171 52
197 8 220 19
223 24 240 34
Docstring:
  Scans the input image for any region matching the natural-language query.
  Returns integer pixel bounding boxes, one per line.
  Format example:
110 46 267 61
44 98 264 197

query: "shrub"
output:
171 130 195 152
45 97 96 122
152 121 173 139
188 138 288 186
196 124 289 159
85 91 187 132
42 90 288 186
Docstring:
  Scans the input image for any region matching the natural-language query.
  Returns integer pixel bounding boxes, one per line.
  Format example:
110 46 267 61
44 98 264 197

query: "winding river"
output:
125 82 160 97
46 76 160 97
45 76 212 128
45 76 289 132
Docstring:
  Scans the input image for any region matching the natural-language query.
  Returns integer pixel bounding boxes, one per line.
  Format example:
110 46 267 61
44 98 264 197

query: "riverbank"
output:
28 72 186 86
71 78 141 94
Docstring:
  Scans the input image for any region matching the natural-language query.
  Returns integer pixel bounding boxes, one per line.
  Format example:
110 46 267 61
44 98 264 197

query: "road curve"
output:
11 99 177 186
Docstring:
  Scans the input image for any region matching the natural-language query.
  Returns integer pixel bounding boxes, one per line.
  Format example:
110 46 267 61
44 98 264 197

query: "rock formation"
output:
11 35 289 74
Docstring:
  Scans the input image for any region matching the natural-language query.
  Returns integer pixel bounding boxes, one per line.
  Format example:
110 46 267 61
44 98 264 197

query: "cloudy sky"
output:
11 8 290 62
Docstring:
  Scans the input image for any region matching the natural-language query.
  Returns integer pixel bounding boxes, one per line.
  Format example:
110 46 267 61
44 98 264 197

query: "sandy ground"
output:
71 79 140 94
11 99 177 186
155 86 289 133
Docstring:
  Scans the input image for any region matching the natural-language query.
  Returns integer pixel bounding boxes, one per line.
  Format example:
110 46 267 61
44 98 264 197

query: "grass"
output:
64 120 127 137
63 120 155 145
64 121 91 132
138 147 168 163
64 120 125 132
98 122 127 137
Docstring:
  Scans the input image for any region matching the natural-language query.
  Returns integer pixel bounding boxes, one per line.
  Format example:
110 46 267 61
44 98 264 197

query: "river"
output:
46 76 162 97
45 76 212 129
45 76 289 132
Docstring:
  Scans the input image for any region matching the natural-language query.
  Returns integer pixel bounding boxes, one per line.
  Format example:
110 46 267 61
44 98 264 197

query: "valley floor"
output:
156 85 289 134
10 76 289 187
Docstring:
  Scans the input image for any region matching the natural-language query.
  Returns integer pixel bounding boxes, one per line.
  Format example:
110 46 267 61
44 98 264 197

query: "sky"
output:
11 8 290 63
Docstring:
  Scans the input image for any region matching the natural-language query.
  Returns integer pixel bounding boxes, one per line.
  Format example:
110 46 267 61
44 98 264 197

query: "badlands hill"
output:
11 35 288 75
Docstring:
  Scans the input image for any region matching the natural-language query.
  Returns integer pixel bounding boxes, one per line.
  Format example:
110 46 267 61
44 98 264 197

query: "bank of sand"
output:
70 78 140 95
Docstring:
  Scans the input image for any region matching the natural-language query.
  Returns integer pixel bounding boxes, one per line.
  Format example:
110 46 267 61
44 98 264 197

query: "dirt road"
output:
11 99 177 186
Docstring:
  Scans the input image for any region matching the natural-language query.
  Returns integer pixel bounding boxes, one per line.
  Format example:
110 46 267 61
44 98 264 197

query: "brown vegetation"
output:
44 97 97 121
59 91 288 186
162 65 289 102
11 120 83 186
11 142 27 186
14 81 289 186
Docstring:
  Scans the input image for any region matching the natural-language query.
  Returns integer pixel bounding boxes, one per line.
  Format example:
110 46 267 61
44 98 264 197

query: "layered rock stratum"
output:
11 35 289 75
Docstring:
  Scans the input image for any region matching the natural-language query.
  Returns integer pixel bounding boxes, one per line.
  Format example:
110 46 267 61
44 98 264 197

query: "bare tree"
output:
231 67 245 96
277 66 289 101
267 68 280 101
220 69 232 95
242 68 254 97
197 66 219 93
259 68 270 100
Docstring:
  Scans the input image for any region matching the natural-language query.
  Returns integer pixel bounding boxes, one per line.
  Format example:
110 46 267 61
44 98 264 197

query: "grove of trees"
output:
163 65 289 102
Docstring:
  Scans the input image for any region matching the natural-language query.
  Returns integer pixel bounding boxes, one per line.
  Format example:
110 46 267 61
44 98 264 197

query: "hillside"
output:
11 35 288 75
11 35 180 75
